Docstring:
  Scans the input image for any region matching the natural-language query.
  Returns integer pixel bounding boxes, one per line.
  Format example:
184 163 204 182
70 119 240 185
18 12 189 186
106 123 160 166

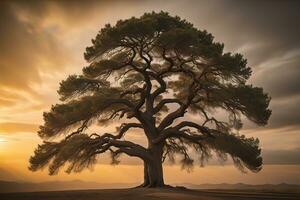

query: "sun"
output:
0 135 7 153
0 136 6 143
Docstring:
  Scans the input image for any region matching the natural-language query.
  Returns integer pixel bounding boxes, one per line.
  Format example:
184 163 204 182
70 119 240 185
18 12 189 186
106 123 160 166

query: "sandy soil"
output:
1 188 299 200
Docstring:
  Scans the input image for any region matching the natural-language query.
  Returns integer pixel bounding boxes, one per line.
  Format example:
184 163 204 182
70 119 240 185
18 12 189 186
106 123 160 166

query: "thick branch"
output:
157 84 197 131
154 120 214 144
95 137 150 161
174 121 212 136
116 123 143 138
148 71 167 103
153 129 205 144
153 98 183 114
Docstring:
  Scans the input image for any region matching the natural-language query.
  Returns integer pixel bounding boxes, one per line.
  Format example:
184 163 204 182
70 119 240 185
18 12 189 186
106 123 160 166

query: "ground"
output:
1 188 299 200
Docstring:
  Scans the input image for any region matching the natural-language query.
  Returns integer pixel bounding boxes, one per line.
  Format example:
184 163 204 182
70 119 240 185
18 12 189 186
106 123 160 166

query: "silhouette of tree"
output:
29 12 271 187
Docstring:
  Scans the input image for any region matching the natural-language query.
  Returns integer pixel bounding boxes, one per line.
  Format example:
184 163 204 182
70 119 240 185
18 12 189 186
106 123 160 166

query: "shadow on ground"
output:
1 188 299 200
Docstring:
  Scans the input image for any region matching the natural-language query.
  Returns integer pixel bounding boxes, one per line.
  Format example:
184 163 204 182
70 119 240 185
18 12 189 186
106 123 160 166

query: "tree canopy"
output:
29 11 271 187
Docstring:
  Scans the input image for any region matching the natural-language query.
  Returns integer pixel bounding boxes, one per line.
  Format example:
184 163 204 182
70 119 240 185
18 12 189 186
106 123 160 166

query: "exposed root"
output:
134 183 178 189
133 181 189 191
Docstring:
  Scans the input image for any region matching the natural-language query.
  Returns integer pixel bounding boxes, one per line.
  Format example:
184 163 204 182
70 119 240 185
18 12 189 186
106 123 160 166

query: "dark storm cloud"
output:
219 0 300 100
173 0 300 128
221 1 300 128
146 0 300 129
254 60 300 99
211 148 300 165
221 0 300 49
169 0 300 62
269 96 300 128
179 0 300 94
262 148 300 165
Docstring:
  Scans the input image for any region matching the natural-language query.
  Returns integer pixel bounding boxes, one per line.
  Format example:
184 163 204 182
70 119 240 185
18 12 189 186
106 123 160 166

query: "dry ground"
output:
1 188 299 200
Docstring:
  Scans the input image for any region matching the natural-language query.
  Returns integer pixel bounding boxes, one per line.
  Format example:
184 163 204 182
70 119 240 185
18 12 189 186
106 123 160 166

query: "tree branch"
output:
94 136 150 161
153 98 183 114
153 129 205 144
157 83 198 131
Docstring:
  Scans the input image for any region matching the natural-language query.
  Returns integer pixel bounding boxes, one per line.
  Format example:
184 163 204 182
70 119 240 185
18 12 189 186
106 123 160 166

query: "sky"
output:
0 0 300 185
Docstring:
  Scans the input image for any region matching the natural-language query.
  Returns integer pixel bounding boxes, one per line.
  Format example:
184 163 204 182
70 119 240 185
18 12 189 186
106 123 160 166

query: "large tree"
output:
29 12 271 187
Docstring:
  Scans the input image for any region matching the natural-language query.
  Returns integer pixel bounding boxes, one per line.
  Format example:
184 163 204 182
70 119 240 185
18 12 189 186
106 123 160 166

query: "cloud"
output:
263 148 300 165
268 96 300 128
0 0 136 111
183 0 300 129
0 122 38 134
0 98 15 107
252 52 300 99
0 0 76 115
0 1 68 89
174 0 300 98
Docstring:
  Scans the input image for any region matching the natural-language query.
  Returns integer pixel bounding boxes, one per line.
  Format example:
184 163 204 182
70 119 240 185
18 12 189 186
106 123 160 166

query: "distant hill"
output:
0 180 299 193
0 168 19 181
180 182 300 192
0 180 136 193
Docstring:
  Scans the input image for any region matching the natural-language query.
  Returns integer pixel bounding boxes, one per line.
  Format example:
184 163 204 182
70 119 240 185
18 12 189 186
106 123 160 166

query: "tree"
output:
29 12 271 188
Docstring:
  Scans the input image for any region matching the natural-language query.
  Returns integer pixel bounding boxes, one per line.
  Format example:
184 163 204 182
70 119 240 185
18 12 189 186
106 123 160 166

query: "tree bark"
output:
142 161 150 187
141 143 165 187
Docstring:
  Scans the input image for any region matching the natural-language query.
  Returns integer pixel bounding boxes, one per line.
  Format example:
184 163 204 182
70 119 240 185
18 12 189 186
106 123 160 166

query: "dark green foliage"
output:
58 75 109 100
29 134 97 175
83 60 124 78
84 11 223 61
30 12 271 181
163 129 262 173
39 88 125 139
205 132 262 172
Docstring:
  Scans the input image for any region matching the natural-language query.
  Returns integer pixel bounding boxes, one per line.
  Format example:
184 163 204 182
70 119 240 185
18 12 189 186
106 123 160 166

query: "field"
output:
1 188 299 200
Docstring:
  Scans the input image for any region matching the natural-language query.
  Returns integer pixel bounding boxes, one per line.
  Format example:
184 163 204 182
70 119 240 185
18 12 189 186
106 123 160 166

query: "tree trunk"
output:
141 144 165 187
142 161 150 187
